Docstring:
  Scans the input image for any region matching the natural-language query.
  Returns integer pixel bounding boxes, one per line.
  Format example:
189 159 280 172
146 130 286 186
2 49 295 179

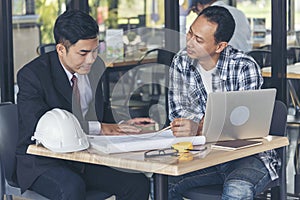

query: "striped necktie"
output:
71 75 83 119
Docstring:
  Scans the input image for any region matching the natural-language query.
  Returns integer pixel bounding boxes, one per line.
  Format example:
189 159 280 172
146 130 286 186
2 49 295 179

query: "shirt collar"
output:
216 45 237 80
59 61 79 85
180 45 235 81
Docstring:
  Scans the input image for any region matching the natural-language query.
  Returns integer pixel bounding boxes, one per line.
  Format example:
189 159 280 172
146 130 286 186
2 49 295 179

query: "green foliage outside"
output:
35 0 134 43
35 0 59 44
35 0 108 44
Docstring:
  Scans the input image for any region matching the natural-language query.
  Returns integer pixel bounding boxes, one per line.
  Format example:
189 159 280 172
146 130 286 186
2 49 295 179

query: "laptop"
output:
202 88 277 143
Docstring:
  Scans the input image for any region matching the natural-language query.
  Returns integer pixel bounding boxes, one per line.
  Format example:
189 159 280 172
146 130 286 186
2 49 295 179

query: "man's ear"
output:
56 43 65 56
215 42 228 53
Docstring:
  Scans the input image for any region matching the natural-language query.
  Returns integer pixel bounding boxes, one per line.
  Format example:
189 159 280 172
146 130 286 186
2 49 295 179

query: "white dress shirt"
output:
62 65 101 135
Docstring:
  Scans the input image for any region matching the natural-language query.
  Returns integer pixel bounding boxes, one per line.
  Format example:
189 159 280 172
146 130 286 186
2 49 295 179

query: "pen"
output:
156 114 197 133
118 120 125 124
185 114 197 120
156 125 172 133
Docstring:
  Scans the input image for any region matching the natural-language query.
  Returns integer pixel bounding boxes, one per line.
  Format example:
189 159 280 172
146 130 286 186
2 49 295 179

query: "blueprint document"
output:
88 130 206 154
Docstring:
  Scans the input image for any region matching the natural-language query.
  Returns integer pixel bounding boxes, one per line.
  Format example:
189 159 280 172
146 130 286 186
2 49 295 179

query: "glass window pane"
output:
12 1 65 101
89 0 166 62
237 0 271 48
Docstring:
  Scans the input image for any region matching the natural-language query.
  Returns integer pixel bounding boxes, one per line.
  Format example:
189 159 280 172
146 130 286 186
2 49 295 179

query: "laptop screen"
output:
203 88 276 143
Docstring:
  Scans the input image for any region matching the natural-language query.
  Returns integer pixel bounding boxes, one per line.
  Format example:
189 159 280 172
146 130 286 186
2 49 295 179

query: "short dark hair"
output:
54 10 99 48
198 6 235 44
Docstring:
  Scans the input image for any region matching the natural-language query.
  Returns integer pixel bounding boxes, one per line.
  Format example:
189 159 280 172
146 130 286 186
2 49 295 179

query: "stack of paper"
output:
88 130 206 154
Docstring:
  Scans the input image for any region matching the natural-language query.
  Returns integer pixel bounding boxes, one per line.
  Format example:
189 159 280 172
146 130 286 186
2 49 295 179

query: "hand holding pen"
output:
170 116 204 137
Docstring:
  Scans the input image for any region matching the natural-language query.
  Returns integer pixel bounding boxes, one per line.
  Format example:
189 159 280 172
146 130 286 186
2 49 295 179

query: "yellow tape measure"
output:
178 152 194 162
171 142 193 153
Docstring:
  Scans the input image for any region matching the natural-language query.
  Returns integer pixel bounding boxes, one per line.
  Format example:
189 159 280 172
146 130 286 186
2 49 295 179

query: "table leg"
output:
153 174 168 200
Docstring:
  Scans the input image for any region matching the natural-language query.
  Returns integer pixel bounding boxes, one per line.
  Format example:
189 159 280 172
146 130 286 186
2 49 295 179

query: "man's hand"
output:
198 117 204 136
101 123 142 135
171 118 204 137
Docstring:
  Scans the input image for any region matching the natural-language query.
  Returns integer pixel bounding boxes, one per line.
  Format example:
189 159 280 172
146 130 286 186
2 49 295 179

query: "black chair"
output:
257 44 271 50
287 46 300 64
36 43 56 55
247 49 272 68
247 50 272 89
296 31 300 46
0 103 48 200
101 48 175 127
183 100 288 200
132 48 175 126
137 48 175 66
0 103 112 200
103 62 170 127
136 48 175 103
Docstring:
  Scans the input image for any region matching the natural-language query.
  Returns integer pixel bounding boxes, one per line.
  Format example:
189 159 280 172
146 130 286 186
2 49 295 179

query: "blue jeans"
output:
30 162 150 200
168 155 273 200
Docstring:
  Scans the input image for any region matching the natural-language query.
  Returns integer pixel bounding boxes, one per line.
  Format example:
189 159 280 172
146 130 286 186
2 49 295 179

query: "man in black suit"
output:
16 10 150 199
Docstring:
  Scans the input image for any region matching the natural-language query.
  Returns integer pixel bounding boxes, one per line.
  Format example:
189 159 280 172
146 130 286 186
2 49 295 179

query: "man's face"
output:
58 38 99 75
186 15 219 61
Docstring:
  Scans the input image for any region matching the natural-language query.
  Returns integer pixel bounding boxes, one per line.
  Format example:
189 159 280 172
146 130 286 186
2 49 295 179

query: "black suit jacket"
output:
16 51 106 192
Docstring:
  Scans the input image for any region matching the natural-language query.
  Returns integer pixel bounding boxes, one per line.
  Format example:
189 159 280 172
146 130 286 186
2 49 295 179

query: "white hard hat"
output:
32 108 89 153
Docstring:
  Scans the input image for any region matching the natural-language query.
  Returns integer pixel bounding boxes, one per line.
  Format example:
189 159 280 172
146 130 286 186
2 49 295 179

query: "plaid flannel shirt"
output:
168 45 280 180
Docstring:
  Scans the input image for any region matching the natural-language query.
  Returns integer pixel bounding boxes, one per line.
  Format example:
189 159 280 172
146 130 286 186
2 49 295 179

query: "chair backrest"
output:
138 48 175 126
246 50 272 68
0 103 18 185
36 43 56 55
247 50 272 89
296 31 300 46
102 62 170 128
269 100 287 137
287 46 300 64
138 48 175 66
101 48 174 125
268 100 287 200
257 44 272 50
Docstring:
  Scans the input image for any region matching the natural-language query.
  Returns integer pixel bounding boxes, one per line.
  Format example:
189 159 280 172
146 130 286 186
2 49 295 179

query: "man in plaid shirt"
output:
168 6 280 200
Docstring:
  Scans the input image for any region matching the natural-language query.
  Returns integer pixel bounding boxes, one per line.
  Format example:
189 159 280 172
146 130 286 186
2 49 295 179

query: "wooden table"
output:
105 58 157 68
261 63 300 79
27 135 288 200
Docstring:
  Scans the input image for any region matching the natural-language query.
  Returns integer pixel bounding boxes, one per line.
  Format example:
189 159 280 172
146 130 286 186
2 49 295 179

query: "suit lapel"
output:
88 56 105 93
49 52 72 104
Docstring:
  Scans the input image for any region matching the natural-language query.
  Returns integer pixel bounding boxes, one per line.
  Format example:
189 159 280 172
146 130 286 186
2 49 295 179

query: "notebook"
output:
203 88 277 143
211 139 263 151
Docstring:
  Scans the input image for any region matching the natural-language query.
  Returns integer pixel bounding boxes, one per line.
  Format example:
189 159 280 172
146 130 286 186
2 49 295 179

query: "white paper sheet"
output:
88 130 206 154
